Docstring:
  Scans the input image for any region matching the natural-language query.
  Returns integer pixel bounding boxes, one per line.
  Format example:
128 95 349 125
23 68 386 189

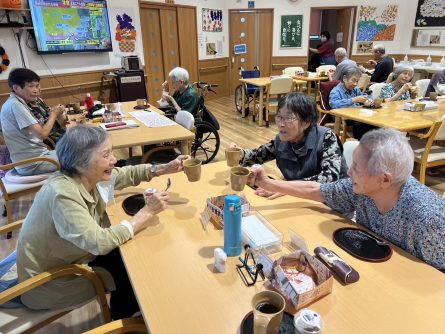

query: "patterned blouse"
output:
379 83 411 101
320 177 445 270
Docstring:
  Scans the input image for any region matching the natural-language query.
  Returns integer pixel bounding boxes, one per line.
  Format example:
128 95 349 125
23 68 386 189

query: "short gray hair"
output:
373 44 385 54
335 47 347 59
393 65 414 81
359 128 413 187
342 66 362 80
169 67 189 84
56 125 109 176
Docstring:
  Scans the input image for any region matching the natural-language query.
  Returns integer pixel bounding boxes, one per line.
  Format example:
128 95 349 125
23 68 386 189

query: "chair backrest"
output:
282 66 304 76
386 72 394 83
343 140 360 168
369 82 386 99
318 80 340 111
415 79 431 98
357 74 371 91
241 70 260 80
434 115 445 141
175 110 195 131
316 65 336 76
269 76 293 95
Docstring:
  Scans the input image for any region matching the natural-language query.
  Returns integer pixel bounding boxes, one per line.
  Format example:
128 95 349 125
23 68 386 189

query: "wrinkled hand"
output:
163 93 173 103
367 60 377 66
50 104 65 116
353 95 369 104
160 155 189 174
254 187 284 200
248 167 270 190
143 191 169 215
363 99 372 106
162 81 169 92
401 83 413 93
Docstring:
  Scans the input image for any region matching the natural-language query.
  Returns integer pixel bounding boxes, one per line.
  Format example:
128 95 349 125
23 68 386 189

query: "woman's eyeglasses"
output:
275 115 297 124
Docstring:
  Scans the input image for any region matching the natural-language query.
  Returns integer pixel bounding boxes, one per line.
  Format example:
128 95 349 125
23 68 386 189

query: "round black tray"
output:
134 105 150 110
240 311 294 334
362 105 383 109
333 227 392 262
122 194 145 216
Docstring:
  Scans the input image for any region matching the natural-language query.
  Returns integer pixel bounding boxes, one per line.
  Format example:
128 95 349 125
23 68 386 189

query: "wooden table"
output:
239 77 306 127
292 75 329 97
329 99 445 137
108 161 445 334
70 102 195 154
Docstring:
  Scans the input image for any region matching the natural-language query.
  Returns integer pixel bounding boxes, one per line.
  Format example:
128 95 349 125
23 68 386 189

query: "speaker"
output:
116 70 148 102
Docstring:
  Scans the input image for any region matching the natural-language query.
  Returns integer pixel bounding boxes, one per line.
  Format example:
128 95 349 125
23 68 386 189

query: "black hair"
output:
321 31 330 40
277 92 318 126
8 68 40 89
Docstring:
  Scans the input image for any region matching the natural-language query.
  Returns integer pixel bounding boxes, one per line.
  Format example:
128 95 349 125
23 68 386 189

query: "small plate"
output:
333 228 392 262
122 194 145 216
240 311 294 334
134 105 150 110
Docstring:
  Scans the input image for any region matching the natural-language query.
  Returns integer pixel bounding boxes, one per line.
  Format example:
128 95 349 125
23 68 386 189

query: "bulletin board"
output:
280 15 303 48
411 28 445 48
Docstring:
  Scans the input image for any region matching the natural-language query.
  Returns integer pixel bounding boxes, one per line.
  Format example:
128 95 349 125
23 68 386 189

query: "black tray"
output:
240 311 294 334
333 228 392 262
122 194 145 216
362 105 382 109
134 105 150 110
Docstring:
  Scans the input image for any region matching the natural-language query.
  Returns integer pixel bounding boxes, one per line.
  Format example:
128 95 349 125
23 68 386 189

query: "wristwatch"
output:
150 165 158 177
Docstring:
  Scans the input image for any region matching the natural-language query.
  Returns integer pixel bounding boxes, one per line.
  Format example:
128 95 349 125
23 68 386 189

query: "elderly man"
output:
161 67 199 115
332 48 357 81
249 128 445 271
0 68 64 175
359 44 394 83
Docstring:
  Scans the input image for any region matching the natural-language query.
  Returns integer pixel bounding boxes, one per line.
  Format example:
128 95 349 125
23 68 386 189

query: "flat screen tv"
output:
28 0 112 54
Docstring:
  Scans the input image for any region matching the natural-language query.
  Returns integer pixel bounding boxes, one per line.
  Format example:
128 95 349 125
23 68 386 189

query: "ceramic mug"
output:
230 166 252 191
183 158 202 182
136 99 147 107
225 147 242 167
429 92 438 101
252 290 285 334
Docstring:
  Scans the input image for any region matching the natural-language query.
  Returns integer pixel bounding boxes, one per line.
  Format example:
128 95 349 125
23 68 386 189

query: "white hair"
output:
373 44 385 54
335 47 347 59
359 128 414 187
169 67 189 84
393 65 414 80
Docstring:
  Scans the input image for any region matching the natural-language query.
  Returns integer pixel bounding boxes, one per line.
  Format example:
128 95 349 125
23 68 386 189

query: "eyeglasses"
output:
275 115 297 124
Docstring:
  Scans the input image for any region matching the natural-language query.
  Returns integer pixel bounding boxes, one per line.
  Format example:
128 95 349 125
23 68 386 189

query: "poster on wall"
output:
415 0 445 26
108 7 139 56
356 5 398 41
202 8 222 32
356 42 373 54
280 15 303 48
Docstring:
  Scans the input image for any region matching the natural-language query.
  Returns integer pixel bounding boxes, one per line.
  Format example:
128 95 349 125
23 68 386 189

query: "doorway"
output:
308 7 356 69
228 9 273 93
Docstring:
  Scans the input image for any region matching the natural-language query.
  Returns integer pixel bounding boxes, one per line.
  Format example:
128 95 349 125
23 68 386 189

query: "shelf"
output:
0 7 30 11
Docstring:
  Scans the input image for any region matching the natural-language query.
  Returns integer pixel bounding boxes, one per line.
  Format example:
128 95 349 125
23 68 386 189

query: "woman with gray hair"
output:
248 128 445 271
16 125 189 319
379 65 417 101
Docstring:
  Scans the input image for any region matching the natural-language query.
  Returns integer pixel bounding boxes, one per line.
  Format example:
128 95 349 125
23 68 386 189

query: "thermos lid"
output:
224 194 241 208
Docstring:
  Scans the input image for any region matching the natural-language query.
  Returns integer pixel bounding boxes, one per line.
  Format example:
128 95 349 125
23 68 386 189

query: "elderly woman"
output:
248 128 445 271
161 66 200 115
17 125 188 319
379 65 417 102
231 92 347 199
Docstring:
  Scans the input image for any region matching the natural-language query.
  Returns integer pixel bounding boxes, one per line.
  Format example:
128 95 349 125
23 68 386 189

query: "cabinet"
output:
0 7 32 29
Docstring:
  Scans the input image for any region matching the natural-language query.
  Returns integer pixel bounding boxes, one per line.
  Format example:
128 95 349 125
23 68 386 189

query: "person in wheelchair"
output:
231 92 347 199
160 67 200 116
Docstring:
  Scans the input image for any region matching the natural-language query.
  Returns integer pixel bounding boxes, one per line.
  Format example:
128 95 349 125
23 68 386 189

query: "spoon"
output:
357 230 389 246
165 178 171 191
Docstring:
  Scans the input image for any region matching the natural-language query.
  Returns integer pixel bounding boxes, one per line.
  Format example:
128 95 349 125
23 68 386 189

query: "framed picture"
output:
202 8 222 32
415 0 445 27
280 15 303 48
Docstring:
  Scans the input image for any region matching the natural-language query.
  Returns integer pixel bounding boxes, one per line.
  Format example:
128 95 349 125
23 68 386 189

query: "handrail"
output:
199 65 228 71
272 63 306 68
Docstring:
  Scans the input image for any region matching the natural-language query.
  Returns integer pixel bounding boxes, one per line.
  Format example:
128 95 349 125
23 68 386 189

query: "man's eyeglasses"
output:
275 115 297 124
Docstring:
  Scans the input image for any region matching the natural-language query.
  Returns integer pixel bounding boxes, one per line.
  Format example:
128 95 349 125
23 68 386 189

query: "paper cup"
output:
183 158 202 182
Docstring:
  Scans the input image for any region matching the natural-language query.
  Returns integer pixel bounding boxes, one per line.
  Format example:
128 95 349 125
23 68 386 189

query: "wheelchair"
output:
234 66 261 115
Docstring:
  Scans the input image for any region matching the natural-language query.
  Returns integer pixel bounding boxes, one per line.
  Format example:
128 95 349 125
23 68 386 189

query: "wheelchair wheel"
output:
235 85 243 113
191 121 220 164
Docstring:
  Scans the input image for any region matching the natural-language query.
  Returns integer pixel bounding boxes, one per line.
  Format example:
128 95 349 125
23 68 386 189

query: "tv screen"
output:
28 0 112 54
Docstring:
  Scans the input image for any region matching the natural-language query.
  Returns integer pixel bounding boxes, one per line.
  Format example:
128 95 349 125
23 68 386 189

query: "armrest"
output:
0 156 60 171
84 317 147 334
0 220 23 235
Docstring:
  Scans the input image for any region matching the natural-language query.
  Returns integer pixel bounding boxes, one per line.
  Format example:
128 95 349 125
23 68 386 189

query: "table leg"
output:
334 116 341 137
241 84 246 118
258 88 264 127
307 81 312 97
179 140 189 155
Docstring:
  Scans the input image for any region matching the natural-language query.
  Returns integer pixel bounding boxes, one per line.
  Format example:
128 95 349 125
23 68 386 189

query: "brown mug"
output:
225 147 242 167
230 166 252 192
252 290 285 334
429 92 438 101
136 99 147 107
373 98 383 108
183 158 202 182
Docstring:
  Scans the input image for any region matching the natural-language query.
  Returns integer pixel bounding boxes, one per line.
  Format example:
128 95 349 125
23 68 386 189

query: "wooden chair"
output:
409 115 445 184
343 140 359 168
368 82 386 99
357 74 371 91
316 65 336 76
0 152 60 227
415 79 431 98
0 221 112 334
83 316 148 334
316 80 340 126
385 72 394 83
260 76 294 127
282 66 304 76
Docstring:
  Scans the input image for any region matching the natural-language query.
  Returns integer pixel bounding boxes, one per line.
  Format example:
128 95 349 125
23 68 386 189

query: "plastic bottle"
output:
426 54 432 66
214 248 227 272
223 194 242 257
84 93 95 112
440 56 445 67
403 54 408 64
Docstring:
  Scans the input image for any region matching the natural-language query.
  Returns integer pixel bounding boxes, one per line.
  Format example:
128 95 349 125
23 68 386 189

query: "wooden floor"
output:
1 94 444 333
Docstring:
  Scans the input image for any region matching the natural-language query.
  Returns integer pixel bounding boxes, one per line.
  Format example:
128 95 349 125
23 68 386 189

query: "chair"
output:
83 316 148 334
343 140 360 168
316 65 336 76
357 74 371 91
282 66 304 76
0 221 112 333
234 68 261 114
415 79 431 98
368 82 386 99
385 72 394 83
409 115 445 184
316 80 340 126
0 150 60 227
260 76 294 127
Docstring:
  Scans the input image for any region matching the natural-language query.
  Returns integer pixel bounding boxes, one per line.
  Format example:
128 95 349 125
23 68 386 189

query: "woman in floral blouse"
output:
379 65 418 102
